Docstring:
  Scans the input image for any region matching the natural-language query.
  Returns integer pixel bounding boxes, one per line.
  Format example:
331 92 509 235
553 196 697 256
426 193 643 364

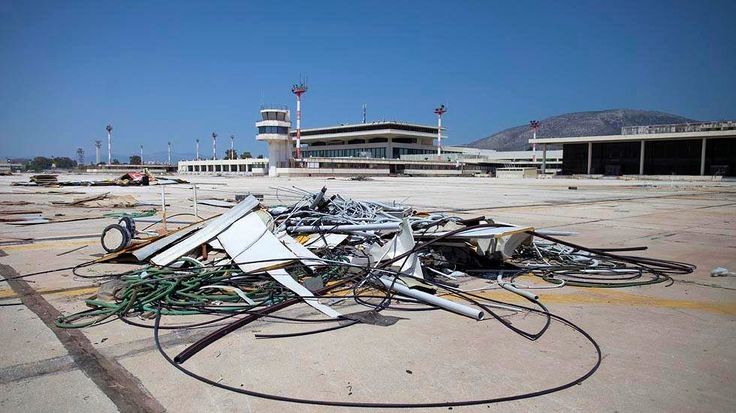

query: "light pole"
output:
140 144 144 165
529 120 540 164
291 81 307 159
230 135 235 159
212 132 217 160
94 140 101 164
167 141 172 165
434 105 447 156
106 124 113 165
195 139 200 160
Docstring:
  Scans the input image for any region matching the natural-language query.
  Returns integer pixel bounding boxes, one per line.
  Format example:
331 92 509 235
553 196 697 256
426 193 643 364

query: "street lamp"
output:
529 120 540 163
212 132 218 160
434 105 447 156
106 124 113 165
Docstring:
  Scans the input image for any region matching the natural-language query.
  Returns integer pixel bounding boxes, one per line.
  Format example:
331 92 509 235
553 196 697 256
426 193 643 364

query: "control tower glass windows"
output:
262 112 287 121
258 126 289 134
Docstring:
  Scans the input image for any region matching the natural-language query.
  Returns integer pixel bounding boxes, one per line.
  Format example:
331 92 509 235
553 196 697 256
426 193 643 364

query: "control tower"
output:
255 105 291 177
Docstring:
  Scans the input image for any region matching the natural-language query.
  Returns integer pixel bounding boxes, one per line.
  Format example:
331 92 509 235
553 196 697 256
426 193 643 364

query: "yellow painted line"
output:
0 285 98 300
0 240 93 252
444 288 736 316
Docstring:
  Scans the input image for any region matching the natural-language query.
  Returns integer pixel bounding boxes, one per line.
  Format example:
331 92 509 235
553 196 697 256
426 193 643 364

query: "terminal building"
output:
178 105 563 177
255 105 447 176
529 121 736 177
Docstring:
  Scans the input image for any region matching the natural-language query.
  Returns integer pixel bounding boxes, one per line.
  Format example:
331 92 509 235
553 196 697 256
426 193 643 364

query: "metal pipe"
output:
289 222 401 233
192 184 198 218
378 276 483 320
496 273 538 301
160 185 167 231
700 138 707 176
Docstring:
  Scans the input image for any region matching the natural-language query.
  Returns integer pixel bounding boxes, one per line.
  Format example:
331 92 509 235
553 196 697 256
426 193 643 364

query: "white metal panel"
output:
151 196 259 266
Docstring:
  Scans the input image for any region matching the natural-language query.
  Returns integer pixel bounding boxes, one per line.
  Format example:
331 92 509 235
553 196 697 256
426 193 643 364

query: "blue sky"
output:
1 0 735 160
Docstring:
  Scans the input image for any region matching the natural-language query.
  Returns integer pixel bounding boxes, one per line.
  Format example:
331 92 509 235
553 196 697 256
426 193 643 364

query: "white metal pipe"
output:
289 222 401 233
379 276 484 320
192 184 198 218
160 185 167 231
497 273 538 301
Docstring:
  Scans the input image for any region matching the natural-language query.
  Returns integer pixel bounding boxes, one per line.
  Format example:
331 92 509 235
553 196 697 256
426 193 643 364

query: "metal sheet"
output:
266 269 341 318
151 196 259 266
303 233 348 249
371 219 423 279
278 232 324 269
217 213 295 273
217 214 341 318
132 222 204 262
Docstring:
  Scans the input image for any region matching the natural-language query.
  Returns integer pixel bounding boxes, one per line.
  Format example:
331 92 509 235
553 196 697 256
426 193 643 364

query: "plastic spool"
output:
118 216 137 235
101 224 131 253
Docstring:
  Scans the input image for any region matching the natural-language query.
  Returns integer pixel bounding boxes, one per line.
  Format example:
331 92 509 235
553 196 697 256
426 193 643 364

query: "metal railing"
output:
260 104 289 111
622 121 736 135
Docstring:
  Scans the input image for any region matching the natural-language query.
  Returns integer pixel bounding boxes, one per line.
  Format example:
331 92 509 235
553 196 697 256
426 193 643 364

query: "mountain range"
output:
464 109 698 151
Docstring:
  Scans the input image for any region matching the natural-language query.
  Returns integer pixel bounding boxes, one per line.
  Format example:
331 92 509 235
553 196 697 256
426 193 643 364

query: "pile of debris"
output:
53 187 694 408
30 174 58 186
51 192 138 208
13 170 188 187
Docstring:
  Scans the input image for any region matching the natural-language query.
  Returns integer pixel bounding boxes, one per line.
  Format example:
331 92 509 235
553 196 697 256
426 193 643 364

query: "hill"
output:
464 109 697 151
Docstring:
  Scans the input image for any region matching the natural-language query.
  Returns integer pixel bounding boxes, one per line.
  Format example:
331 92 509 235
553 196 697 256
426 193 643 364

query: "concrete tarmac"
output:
1 174 734 412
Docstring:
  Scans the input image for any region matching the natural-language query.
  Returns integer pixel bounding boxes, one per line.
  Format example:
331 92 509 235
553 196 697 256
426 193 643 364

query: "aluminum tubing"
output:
289 222 401 233
378 277 484 320
496 274 538 301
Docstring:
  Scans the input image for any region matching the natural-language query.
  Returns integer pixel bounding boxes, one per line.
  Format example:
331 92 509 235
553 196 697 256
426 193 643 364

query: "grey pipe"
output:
289 222 401 233
378 276 484 320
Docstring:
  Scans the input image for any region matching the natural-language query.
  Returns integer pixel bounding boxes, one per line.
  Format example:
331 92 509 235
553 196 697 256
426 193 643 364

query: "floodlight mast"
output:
212 132 218 160
291 81 307 159
167 141 172 165
140 144 144 165
230 135 235 159
195 139 200 160
434 105 447 156
529 120 540 164
94 140 101 164
106 124 113 165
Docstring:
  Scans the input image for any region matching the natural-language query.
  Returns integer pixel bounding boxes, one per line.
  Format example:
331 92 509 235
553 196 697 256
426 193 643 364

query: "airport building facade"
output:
178 106 563 177
529 121 736 177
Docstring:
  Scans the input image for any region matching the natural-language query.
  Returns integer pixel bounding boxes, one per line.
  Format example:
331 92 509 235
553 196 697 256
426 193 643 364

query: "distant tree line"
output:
26 156 78 171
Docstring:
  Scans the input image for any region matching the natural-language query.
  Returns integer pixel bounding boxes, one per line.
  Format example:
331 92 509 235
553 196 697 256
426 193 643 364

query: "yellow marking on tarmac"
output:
447 288 736 316
0 239 93 252
0 285 98 300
